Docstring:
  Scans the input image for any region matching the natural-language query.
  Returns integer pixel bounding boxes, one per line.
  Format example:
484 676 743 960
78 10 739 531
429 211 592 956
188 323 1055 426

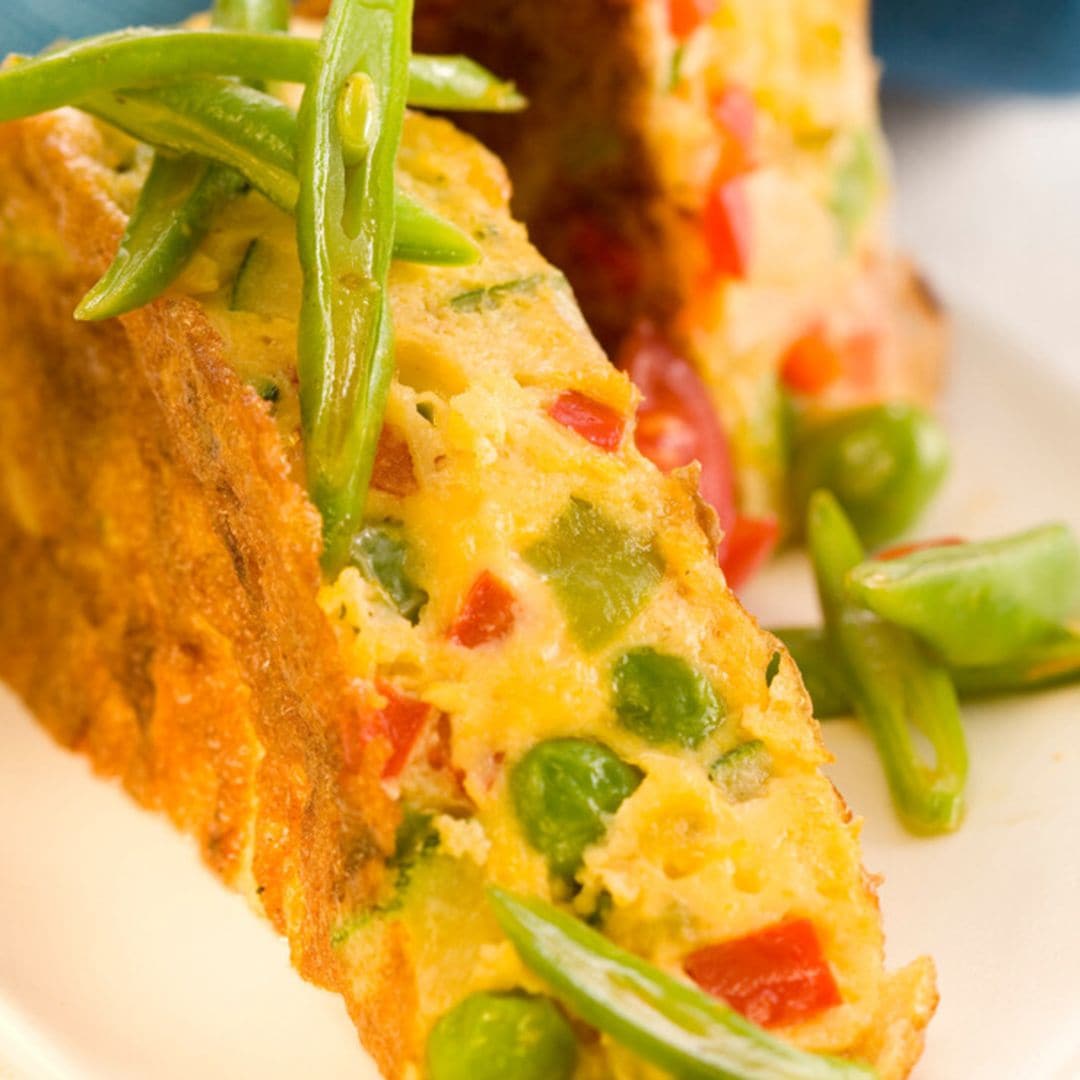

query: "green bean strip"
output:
393 190 482 265
770 627 854 720
76 156 243 320
0 31 314 121
807 491 968 834
774 626 1080 719
213 0 291 30
297 0 414 570
407 55 525 111
85 80 299 209
81 80 477 268
0 31 524 122
848 524 1080 667
78 0 290 322
488 888 876 1080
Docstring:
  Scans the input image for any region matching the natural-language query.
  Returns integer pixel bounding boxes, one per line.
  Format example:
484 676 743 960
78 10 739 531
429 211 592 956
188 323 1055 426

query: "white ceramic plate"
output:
3 94 1080 1078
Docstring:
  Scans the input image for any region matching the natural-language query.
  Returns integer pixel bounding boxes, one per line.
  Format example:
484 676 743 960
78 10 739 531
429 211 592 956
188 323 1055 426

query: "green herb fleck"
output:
450 273 547 313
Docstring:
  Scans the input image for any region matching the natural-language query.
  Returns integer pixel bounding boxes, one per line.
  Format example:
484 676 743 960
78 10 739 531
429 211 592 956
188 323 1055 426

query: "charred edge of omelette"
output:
0 109 398 1006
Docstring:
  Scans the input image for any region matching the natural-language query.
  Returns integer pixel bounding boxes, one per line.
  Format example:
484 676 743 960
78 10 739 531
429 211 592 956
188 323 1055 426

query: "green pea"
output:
790 403 949 549
710 740 773 802
611 647 724 749
426 992 577 1080
511 739 642 878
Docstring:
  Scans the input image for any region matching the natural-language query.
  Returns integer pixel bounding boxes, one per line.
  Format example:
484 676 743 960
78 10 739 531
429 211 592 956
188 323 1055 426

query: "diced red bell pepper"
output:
876 536 966 561
617 322 737 561
548 390 626 452
450 571 517 648
711 85 756 180
371 424 418 496
684 919 842 1028
721 515 779 590
780 329 844 396
702 177 751 281
342 681 433 780
668 0 719 39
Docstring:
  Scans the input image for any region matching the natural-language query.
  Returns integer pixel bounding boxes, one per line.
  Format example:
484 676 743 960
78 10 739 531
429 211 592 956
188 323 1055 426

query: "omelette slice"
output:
0 103 934 1077
410 0 947 536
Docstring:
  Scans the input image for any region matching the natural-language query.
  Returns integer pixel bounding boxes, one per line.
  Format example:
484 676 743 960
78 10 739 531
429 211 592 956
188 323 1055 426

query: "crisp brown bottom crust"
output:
0 112 401 1072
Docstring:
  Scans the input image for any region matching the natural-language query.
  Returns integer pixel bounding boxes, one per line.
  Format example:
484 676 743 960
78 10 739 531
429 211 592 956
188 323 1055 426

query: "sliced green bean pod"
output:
773 625 1080 719
78 0 288 322
82 80 477 266
848 524 1080 667
0 30 524 121
393 190 480 265
770 627 855 719
407 55 525 112
0 30 315 121
297 0 413 570
808 491 968 834
84 79 300 210
76 155 243 321
488 888 876 1080
212 0 291 31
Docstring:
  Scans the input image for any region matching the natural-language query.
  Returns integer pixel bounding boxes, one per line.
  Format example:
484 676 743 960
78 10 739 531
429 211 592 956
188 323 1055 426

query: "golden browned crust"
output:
0 111 398 1055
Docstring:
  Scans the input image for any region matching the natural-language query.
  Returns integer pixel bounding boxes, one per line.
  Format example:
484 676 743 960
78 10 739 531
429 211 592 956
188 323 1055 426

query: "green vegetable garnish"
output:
611 647 724 749
349 523 428 624
774 625 1080 719
295 0 412 571
511 739 642 878
769 627 855 720
791 404 949 549
487 887 877 1080
76 154 244 321
213 0 290 31
524 498 664 651
427 992 577 1080
77 0 286 323
849 524 1080 667
0 30 524 122
808 491 968 834
407 55 526 113
81 79 478 267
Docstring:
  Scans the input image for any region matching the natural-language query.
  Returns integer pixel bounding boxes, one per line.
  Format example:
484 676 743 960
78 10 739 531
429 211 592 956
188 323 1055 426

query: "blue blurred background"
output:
873 0 1080 94
5 0 1080 94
